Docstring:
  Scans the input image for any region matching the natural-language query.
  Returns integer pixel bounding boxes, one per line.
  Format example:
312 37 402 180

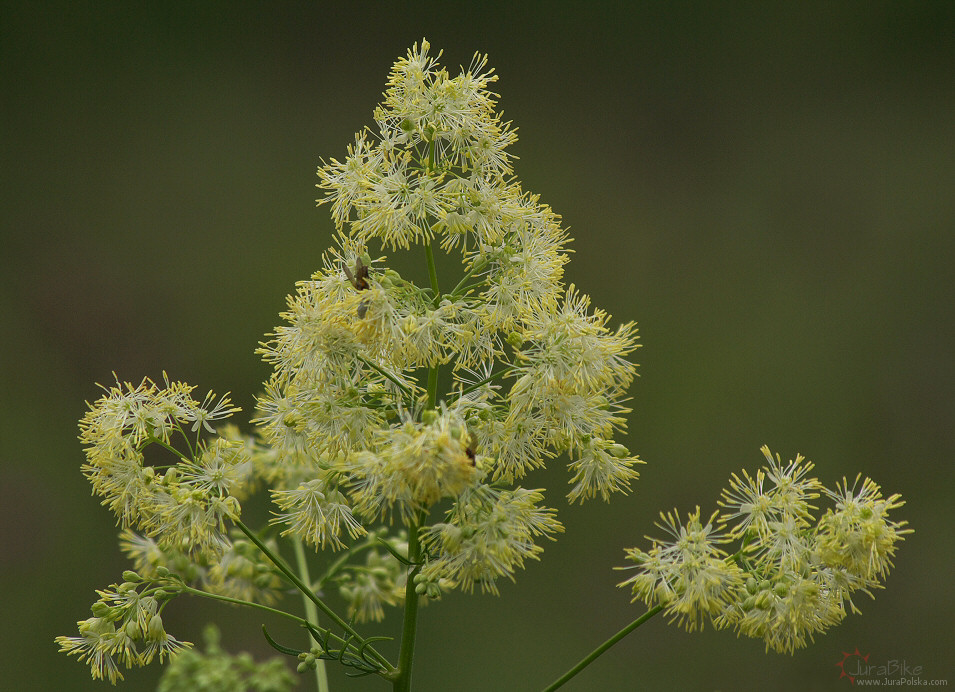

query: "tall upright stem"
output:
393 513 424 692
293 536 329 692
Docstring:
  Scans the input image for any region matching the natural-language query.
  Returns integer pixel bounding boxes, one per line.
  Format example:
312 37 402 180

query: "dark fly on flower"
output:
342 257 371 291
343 257 371 317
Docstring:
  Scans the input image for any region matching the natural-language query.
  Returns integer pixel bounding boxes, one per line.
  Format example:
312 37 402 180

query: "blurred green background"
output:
2 2 953 690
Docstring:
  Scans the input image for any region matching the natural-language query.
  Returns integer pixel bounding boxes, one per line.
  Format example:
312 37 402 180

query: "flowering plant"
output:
57 40 909 691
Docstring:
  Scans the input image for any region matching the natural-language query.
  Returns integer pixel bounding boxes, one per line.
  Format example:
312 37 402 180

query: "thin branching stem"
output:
142 435 192 463
446 257 487 299
177 584 349 647
451 367 514 401
235 519 395 673
541 605 664 692
357 354 416 400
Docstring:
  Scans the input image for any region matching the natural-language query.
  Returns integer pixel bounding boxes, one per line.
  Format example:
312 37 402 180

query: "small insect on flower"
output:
343 255 372 317
343 256 371 290
464 440 477 466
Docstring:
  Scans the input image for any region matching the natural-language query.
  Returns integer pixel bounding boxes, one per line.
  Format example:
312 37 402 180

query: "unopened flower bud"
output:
147 613 164 640
608 443 630 459
124 620 141 639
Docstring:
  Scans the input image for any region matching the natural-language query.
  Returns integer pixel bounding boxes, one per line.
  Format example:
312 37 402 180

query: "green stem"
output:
357 354 416 400
446 257 488 299
393 513 425 692
316 536 378 588
427 366 440 410
425 240 441 302
451 367 513 400
234 520 395 673
177 585 346 645
293 537 329 692
541 605 664 692
143 435 192 464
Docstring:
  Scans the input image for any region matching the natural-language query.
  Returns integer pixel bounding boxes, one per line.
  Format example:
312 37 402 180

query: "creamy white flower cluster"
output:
618 446 910 653
61 40 646 686
78 375 252 556
254 39 642 598
56 571 190 684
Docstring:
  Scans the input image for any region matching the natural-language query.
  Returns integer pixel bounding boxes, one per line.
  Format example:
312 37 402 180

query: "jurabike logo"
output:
836 648 930 685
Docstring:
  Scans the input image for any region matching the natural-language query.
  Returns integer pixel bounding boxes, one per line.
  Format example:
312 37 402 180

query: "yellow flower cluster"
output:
79 375 251 557
61 40 647 683
257 39 642 593
618 446 910 653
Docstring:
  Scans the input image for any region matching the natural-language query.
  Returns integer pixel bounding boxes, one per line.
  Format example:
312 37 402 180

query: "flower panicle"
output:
55 572 191 684
64 42 647 688
619 447 909 653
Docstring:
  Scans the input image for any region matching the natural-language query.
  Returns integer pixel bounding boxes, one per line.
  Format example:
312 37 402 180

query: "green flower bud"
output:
608 443 630 459
124 619 141 639
147 613 164 640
